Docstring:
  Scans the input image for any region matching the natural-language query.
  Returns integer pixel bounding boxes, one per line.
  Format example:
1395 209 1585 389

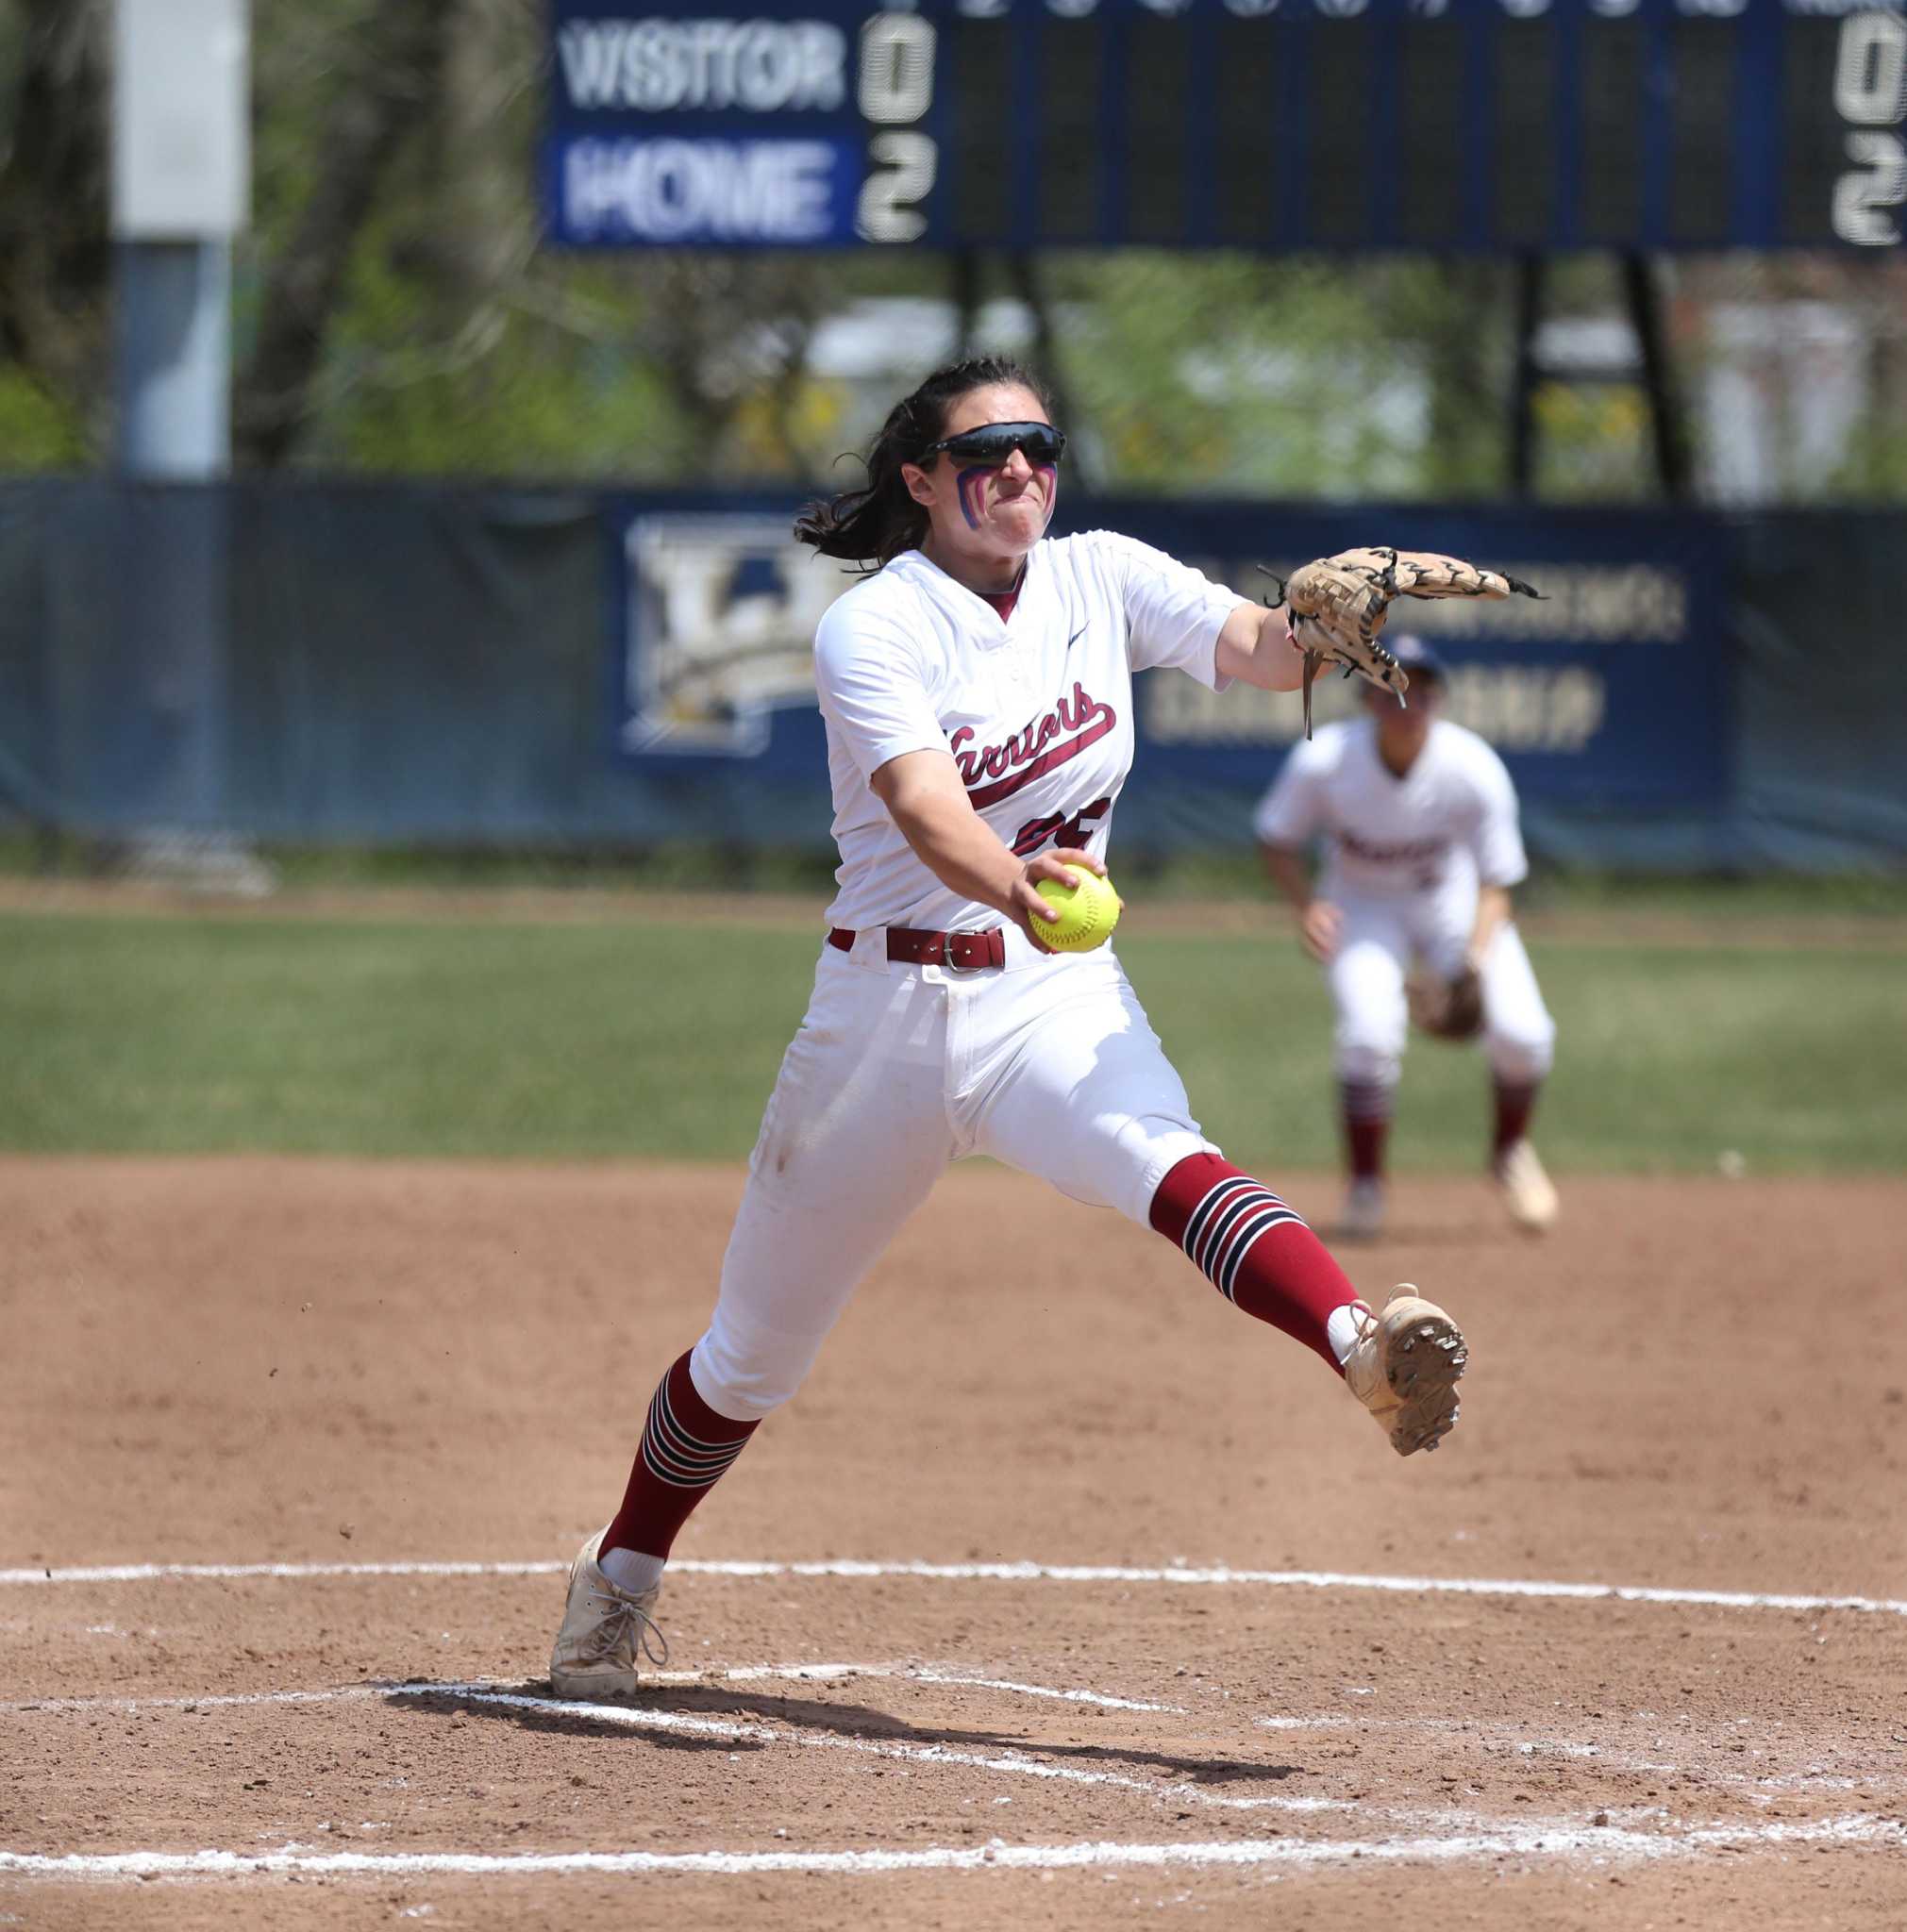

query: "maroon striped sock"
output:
1492 1078 1541 1164
602 1349 759 1562
1149 1153 1360 1374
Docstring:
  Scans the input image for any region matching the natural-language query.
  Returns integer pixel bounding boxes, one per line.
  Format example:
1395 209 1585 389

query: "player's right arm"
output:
813 593 1098 948
1259 841 1340 963
1251 734 1339 962
870 749 1100 948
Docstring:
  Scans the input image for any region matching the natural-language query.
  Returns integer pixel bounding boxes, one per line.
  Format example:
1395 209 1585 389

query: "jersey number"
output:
1012 796 1111 858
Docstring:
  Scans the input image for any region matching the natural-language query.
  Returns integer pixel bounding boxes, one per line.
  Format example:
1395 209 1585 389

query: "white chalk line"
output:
3 1665 1182 1720
3 1814 1902 1884
11 1680 1888 1795
386 1683 1348 1818
5 1556 1903 1620
904 1669 1183 1713
12 1679 1899 1829
0 1679 1508 1827
458 1687 1903 1812
21 1674 1895 1796
8 1681 1902 1882
645 1662 1184 1712
5 1687 383 1718
0 1559 560 1585
1 1678 1330 1820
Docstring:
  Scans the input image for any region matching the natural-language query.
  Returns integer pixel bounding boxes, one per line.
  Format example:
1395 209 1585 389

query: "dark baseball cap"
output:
1386 633 1447 682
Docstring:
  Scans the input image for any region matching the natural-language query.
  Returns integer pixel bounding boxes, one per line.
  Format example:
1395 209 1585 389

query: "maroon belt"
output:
828 925 1007 970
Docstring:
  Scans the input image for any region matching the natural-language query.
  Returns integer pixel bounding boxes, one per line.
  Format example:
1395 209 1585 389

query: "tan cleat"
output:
549 1527 668 1700
1495 1139 1559 1234
1342 1287 1467 1457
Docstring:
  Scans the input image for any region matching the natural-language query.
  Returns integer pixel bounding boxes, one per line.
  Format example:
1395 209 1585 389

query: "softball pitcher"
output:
1255 635 1559 1241
551 358 1475 1698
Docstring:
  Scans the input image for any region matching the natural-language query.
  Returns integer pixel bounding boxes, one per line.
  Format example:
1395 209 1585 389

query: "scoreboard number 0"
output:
1832 11 1907 247
857 12 939 242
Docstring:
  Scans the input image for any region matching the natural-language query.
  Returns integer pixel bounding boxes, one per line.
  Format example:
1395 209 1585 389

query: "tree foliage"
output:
2 0 1903 499
0 0 111 445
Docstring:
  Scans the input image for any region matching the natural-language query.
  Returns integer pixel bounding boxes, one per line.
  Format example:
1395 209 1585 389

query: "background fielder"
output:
1254 635 1559 1241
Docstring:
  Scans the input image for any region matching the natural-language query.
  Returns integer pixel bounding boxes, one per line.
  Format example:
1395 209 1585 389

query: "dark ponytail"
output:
794 356 1055 571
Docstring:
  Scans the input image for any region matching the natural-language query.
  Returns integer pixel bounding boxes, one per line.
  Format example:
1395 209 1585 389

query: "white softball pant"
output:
1328 883 1556 1091
689 935 1218 1423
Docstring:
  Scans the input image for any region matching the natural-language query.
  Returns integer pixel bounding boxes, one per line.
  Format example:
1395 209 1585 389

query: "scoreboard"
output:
544 0 1907 252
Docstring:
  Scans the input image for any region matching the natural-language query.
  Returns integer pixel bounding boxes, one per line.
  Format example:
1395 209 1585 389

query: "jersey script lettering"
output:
948 682 1117 810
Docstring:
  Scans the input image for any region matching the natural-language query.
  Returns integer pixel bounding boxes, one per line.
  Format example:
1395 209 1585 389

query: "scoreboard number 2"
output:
856 12 939 242
1832 10 1907 247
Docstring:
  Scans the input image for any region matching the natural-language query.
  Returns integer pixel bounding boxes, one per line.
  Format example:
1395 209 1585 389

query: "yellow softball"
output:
1029 863 1122 953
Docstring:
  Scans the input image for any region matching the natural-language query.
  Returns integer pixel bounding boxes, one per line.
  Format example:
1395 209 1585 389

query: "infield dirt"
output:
3 1158 1905 1929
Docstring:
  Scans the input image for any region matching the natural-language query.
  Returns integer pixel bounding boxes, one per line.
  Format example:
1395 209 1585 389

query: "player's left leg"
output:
966 955 1464 1456
1475 925 1559 1231
603 965 956 1558
1327 902 1413 1239
553 953 956 1698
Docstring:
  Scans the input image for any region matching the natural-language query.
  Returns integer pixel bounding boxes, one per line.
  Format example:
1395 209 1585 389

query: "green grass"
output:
0 915 816 1160
1134 935 1907 1178
8 831 1907 920
1 910 1902 1174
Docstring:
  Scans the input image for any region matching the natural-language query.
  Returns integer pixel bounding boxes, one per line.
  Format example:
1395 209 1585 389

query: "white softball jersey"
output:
686 532 1255 1424
1251 715 1555 1090
815 531 1236 941
1251 714 1529 903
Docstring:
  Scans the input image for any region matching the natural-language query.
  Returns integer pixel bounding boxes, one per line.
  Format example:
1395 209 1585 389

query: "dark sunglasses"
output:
919 421 1066 467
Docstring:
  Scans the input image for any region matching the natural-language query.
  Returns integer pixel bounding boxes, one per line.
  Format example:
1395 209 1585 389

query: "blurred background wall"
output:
2 0 1904 877
0 478 1900 871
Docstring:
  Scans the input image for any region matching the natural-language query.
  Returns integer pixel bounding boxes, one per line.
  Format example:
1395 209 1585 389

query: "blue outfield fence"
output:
0 477 1901 870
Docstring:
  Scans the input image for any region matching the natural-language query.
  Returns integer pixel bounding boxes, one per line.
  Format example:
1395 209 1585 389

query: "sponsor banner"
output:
612 505 851 762
609 501 1731 823
1107 505 1731 813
